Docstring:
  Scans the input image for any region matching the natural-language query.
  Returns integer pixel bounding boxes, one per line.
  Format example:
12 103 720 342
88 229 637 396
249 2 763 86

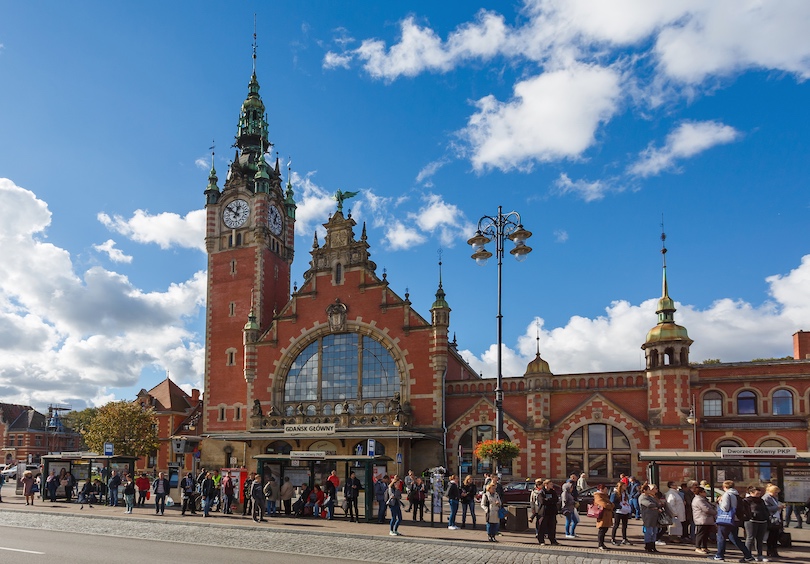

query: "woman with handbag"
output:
387 475 403 536
762 484 784 558
480 482 503 542
639 483 664 553
691 486 716 555
610 481 633 545
593 483 615 551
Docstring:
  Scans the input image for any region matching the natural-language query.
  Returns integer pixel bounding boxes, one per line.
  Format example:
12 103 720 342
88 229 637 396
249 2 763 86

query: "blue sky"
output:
1 1 808 411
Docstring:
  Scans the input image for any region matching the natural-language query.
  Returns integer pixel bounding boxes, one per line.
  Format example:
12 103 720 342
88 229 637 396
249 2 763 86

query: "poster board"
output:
784 469 810 503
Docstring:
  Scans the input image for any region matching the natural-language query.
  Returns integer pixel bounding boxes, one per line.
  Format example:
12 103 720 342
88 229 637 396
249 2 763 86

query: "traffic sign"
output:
103 442 114 456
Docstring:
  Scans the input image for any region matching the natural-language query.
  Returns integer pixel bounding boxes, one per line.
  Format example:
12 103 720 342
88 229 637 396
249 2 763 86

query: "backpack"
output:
735 494 752 523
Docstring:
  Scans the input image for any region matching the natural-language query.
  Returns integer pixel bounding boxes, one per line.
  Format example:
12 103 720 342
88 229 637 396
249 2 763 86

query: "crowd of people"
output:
11 463 809 560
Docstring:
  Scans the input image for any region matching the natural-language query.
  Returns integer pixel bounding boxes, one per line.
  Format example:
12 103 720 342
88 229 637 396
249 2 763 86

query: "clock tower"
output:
202 65 296 434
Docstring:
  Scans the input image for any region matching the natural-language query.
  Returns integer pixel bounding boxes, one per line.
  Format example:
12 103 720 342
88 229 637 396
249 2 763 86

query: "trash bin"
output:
505 503 529 531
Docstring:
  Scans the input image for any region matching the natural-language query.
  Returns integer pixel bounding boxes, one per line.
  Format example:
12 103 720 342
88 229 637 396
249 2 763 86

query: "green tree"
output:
84 401 159 457
62 407 99 450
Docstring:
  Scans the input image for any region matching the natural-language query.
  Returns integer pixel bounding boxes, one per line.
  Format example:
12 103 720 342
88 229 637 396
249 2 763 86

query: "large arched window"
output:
284 333 399 404
737 391 758 415
703 391 723 417
772 389 794 415
458 425 514 476
566 424 632 481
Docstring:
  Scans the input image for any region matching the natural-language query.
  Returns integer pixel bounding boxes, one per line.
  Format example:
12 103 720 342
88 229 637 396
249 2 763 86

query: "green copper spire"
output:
204 142 220 204
645 225 690 344
284 165 297 219
254 150 270 193
431 251 449 310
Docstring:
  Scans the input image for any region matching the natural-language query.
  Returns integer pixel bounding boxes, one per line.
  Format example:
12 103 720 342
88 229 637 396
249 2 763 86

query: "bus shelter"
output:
253 452 392 522
639 449 810 503
39 453 138 500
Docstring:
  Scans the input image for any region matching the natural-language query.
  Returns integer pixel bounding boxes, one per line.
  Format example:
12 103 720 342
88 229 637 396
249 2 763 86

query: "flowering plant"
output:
474 439 520 464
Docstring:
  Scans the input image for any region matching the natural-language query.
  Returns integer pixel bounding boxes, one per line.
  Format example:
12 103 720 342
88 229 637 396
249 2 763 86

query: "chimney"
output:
794 331 810 360
191 388 201 403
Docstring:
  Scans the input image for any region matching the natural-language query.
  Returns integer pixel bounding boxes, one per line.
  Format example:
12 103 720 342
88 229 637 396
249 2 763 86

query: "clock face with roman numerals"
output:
268 206 282 235
223 199 250 228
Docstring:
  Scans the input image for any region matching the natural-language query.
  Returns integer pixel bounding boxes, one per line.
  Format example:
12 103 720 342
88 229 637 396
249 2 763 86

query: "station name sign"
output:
721 447 797 459
283 423 336 436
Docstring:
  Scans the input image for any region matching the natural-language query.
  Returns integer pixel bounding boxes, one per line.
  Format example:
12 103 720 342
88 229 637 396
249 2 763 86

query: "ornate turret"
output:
430 253 450 327
225 29 273 190
642 229 692 368
204 149 220 204
525 324 551 375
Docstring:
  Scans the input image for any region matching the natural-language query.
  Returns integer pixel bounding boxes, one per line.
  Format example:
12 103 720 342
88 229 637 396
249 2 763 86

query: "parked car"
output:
577 485 598 514
1 463 40 481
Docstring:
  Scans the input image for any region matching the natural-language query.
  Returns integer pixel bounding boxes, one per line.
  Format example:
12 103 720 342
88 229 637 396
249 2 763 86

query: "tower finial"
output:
437 248 443 288
210 139 215 169
252 14 257 74
660 214 669 298
536 319 541 355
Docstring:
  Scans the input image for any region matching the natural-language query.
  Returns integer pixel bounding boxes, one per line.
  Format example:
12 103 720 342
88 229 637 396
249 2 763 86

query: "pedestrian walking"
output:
691 486 716 555
481 482 502 542
610 481 633 545
560 481 579 538
593 483 615 551
531 478 560 546
387 474 403 536
152 471 170 516
640 483 664 553
446 474 460 529
460 475 478 529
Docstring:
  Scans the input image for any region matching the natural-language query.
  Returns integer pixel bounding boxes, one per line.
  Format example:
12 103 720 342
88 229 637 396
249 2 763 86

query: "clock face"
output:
223 199 250 228
268 206 282 235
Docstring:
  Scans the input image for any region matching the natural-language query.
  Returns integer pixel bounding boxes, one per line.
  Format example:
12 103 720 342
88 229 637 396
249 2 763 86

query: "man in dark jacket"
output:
242 473 254 516
374 475 389 523
531 479 561 545
108 470 122 507
344 472 361 522
200 472 215 517
180 472 197 516
152 471 170 515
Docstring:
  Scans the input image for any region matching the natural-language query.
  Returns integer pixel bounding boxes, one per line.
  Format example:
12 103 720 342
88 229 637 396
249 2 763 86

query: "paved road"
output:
2 495 809 563
0 525 359 564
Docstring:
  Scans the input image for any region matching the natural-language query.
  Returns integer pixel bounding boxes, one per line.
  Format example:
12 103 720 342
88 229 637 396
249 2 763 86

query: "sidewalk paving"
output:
3 491 809 563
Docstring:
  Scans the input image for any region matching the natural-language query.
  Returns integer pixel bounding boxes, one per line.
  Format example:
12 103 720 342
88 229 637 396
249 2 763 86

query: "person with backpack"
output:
220 473 235 514
743 485 769 562
713 480 755 562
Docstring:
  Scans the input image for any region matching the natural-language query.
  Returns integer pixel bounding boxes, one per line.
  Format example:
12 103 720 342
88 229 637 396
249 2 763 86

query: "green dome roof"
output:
645 322 690 344
525 352 552 375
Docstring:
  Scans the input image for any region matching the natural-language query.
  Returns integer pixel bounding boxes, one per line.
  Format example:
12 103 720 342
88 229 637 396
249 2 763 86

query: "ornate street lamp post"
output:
467 206 532 443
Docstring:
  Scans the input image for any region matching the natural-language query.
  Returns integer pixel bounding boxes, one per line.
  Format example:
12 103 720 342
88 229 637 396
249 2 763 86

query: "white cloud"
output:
93 239 133 264
0 178 205 411
653 1 810 84
98 209 206 251
628 120 740 177
349 12 508 80
554 173 611 202
416 158 449 186
292 172 343 237
384 221 427 250
553 229 568 243
409 193 472 247
323 51 352 70
460 253 810 377
327 1 810 176
462 64 622 171
195 156 210 170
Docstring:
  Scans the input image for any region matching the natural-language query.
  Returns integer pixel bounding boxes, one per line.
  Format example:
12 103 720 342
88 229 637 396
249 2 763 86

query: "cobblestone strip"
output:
0 510 687 564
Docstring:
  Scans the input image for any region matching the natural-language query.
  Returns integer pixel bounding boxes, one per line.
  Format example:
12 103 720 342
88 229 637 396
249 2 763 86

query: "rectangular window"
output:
219 407 226 421
703 398 722 417
235 406 241 420
35 435 42 447
588 453 607 477
566 454 584 477
588 424 607 449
